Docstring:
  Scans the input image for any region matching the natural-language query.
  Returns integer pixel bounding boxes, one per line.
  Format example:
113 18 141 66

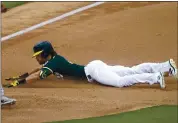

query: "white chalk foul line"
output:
1 2 105 42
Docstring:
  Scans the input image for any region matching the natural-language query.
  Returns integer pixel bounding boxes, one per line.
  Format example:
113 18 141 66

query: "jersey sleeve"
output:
39 67 53 79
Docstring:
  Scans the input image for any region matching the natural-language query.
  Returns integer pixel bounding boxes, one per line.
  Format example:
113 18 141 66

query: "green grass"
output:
46 105 177 123
2 2 27 9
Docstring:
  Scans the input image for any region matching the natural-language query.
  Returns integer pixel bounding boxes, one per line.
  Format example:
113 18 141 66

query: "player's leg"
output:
85 60 165 88
131 59 177 77
1 87 4 96
108 65 136 77
131 61 169 73
94 69 164 88
1 86 16 106
108 59 177 78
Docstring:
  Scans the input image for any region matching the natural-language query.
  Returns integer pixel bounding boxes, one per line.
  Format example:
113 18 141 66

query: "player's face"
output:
35 54 46 65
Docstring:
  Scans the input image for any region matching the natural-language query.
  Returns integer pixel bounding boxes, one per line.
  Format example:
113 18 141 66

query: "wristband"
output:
18 78 27 84
19 73 29 78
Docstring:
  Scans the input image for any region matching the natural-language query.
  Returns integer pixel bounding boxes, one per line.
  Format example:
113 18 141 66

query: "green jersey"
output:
39 55 86 79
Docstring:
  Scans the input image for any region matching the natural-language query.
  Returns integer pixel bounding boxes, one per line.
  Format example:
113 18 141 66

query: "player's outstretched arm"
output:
3 71 41 88
28 66 42 75
4 67 53 88
5 66 42 81
26 71 41 83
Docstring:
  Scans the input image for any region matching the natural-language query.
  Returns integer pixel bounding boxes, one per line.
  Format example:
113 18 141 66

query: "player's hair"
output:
50 50 57 57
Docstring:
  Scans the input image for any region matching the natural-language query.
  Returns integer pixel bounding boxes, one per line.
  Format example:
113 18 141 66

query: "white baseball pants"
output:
84 60 170 87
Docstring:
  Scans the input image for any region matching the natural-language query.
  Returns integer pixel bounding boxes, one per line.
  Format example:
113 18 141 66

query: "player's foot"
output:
1 96 16 106
169 59 177 79
157 72 165 89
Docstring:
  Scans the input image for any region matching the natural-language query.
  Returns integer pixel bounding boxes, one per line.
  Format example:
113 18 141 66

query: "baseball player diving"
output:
4 41 177 89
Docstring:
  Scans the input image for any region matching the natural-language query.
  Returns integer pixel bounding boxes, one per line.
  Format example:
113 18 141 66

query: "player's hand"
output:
5 76 19 81
3 80 20 88
5 72 29 81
